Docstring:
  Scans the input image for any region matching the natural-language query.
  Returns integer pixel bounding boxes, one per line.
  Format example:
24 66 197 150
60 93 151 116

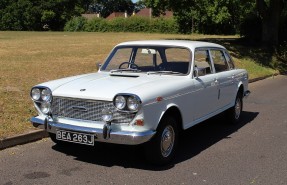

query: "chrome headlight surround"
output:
127 96 141 111
41 88 52 102
31 88 41 101
113 94 141 112
30 86 52 115
114 95 126 110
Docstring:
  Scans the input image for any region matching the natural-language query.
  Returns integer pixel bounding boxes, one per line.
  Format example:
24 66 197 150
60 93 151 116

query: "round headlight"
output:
40 102 51 114
127 96 140 111
31 88 41 101
101 108 113 122
41 88 52 102
115 96 126 110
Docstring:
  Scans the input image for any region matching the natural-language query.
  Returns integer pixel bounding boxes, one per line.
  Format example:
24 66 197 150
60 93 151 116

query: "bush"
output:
64 17 87 31
64 16 179 34
277 42 287 60
84 18 109 32
150 18 178 34
276 42 287 73
123 17 150 32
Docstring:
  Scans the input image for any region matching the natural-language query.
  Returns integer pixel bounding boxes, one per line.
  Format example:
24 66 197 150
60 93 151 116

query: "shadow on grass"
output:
52 111 258 171
167 37 286 73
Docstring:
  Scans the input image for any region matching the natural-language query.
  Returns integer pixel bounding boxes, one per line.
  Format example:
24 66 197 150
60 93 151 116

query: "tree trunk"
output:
256 0 284 45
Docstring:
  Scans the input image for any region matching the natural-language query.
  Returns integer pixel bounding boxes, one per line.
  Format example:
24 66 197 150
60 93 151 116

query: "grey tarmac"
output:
0 75 286 185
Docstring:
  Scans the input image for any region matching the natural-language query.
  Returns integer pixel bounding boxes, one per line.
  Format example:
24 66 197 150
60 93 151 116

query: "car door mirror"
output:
96 63 102 71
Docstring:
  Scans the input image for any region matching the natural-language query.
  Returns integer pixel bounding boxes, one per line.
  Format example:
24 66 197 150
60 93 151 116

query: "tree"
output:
145 0 286 44
256 0 286 45
144 0 245 34
0 0 85 31
88 0 135 18
134 0 146 13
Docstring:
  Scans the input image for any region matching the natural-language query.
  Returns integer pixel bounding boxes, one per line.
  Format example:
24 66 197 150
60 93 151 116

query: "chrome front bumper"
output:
31 116 156 145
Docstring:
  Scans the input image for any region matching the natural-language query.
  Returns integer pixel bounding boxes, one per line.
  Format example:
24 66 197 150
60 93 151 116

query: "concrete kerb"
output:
0 130 48 150
0 73 281 150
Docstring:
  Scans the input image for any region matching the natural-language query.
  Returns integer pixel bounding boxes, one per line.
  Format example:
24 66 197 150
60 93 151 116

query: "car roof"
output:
116 40 226 50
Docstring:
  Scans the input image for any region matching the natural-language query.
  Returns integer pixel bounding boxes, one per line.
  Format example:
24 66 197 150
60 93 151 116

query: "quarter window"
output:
224 51 235 69
210 50 229 73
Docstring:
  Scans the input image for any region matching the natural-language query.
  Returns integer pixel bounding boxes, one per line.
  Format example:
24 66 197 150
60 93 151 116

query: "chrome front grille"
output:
51 97 135 124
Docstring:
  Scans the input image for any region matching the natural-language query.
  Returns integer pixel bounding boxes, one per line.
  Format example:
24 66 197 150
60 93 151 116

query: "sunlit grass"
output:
0 31 278 138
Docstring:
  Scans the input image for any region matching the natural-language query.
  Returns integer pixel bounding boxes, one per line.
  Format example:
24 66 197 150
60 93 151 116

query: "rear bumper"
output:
31 116 155 145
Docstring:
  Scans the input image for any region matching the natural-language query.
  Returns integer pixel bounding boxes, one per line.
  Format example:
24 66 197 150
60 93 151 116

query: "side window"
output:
210 50 229 73
224 51 235 70
165 48 190 62
160 48 190 74
194 49 213 76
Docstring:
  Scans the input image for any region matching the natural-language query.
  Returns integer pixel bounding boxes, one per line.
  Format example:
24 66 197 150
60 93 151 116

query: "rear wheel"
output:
227 93 243 124
144 116 178 165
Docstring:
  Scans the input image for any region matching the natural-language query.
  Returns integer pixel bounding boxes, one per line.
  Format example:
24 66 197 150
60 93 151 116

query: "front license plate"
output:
56 130 94 146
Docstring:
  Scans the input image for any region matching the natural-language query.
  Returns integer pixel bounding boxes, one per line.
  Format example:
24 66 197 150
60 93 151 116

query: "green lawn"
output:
0 31 278 139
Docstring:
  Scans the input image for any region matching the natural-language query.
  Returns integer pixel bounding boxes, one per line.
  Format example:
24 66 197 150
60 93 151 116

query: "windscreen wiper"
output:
147 71 183 75
110 68 141 73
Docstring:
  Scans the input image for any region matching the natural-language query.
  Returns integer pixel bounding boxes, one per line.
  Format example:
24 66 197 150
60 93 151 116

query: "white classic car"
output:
30 40 250 164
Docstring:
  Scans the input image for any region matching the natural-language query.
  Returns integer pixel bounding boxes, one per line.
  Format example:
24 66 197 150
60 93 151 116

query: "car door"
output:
210 49 236 109
191 49 219 121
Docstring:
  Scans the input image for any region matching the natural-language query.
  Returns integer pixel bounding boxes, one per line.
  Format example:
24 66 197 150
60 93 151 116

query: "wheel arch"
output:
157 105 183 131
237 83 244 98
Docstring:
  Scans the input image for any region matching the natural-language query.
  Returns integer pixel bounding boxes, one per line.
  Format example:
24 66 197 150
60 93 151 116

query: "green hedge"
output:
64 16 179 34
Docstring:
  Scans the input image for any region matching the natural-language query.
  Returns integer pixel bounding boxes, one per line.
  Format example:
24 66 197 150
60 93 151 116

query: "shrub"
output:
150 18 178 34
64 16 179 34
84 18 108 32
64 17 87 31
276 41 287 73
123 17 150 32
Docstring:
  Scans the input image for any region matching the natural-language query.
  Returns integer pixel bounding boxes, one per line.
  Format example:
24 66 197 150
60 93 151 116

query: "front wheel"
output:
144 116 178 165
227 93 243 124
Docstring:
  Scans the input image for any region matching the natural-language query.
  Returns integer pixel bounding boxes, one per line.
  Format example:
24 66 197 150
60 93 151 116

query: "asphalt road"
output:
1 75 287 185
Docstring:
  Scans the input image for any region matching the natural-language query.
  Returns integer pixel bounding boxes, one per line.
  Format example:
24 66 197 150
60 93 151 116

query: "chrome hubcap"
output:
161 125 175 157
235 98 241 119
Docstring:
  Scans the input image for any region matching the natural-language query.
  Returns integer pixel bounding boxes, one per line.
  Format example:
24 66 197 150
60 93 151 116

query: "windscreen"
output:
101 46 191 75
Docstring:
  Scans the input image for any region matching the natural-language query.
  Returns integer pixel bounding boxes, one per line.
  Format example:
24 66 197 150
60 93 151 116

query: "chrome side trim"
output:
30 116 155 145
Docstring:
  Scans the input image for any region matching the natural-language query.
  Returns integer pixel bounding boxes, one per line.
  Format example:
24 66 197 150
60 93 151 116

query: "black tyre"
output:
227 93 243 124
144 116 178 165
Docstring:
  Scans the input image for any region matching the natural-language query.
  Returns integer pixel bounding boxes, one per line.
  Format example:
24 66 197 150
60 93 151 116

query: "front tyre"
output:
227 93 243 124
144 116 178 165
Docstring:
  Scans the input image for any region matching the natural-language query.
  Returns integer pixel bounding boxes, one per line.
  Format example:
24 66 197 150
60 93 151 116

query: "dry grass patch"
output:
0 32 277 138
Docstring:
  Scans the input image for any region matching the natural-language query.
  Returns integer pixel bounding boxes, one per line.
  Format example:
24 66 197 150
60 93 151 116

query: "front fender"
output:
142 101 182 131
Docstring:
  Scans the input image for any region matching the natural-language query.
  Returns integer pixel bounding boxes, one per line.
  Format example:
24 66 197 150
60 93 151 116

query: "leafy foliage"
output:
64 16 178 33
87 0 135 18
144 0 287 44
0 0 85 31
144 0 255 35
